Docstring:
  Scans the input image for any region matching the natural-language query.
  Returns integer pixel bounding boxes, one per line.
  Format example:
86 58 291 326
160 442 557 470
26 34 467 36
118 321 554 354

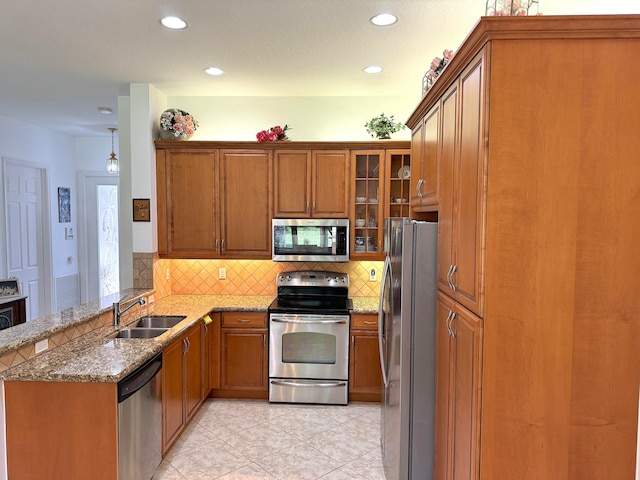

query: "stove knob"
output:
286 275 291 281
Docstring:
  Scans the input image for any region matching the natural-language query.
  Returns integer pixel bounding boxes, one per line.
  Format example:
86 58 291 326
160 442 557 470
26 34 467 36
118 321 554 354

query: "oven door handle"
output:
271 318 348 324
270 380 348 388
378 255 391 388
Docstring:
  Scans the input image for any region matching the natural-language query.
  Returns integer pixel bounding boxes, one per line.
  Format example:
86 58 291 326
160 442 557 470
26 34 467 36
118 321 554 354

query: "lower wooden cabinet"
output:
435 292 483 480
213 312 268 399
203 312 220 397
349 314 383 402
162 321 204 454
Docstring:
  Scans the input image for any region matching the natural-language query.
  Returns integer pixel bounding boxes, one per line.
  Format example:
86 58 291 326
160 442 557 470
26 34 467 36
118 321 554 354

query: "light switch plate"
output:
219 267 227 279
369 268 377 282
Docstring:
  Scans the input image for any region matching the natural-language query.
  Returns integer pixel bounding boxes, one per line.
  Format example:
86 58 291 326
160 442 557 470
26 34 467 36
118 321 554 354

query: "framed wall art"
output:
0 278 20 298
58 187 71 223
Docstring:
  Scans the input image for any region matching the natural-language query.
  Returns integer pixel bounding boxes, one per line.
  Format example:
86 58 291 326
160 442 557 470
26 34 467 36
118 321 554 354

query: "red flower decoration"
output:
256 124 291 142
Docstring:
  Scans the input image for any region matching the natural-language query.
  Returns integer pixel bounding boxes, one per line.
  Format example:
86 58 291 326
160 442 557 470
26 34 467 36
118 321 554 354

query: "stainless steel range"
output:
268 271 351 405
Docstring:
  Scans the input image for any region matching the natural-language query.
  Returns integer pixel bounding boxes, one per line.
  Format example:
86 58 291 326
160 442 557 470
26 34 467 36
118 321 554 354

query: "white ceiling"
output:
0 0 636 136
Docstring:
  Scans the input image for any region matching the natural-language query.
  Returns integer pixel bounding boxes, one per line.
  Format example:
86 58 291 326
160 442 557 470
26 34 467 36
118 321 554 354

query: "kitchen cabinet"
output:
435 293 482 480
162 321 203 454
437 54 486 318
156 147 272 259
410 104 439 211
215 311 268 399
351 148 411 259
349 314 382 402
405 15 640 480
274 149 350 218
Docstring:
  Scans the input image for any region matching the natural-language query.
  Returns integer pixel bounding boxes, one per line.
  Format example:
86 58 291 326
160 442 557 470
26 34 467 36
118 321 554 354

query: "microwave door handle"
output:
332 226 337 254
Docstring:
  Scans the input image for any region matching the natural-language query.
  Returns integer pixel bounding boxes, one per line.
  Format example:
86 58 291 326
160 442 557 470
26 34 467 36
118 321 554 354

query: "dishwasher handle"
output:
118 353 162 404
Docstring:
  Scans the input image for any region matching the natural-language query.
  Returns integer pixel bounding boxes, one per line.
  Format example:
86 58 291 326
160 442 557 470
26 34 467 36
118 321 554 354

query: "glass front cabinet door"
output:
351 151 383 258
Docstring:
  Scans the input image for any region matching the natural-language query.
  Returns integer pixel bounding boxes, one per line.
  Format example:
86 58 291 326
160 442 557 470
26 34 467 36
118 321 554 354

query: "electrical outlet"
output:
219 267 227 279
35 339 48 354
165 268 170 280
369 268 377 282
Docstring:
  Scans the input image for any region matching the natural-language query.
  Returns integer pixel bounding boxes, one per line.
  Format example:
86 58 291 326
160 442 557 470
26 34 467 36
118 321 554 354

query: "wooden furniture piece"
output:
0 296 26 329
274 149 350 218
155 141 410 260
406 15 640 480
203 312 220 397
349 313 383 402
214 311 268 399
156 147 272 259
351 147 411 259
162 322 204 454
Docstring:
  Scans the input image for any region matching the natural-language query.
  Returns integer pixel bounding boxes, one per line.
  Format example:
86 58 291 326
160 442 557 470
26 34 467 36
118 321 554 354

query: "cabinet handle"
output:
306 201 310 214
351 335 355 350
363 321 377 325
417 179 424 199
221 239 225 252
445 310 453 337
312 201 316 213
446 265 454 290
204 323 209 336
450 265 457 292
215 239 219 252
449 312 457 339
237 319 251 323
264 334 267 347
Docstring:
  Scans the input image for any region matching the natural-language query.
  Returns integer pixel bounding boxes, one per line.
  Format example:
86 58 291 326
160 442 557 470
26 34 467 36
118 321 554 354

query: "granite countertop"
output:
351 296 380 314
1 293 377 384
0 294 273 384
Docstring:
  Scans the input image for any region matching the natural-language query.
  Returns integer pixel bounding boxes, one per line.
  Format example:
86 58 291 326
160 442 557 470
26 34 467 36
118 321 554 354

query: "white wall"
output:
167 96 415 142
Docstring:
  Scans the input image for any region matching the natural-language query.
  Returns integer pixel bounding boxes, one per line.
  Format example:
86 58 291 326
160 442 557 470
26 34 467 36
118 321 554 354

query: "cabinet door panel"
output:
349 331 382 397
184 325 203 421
219 150 272 257
437 85 458 294
435 293 454 480
410 122 423 207
160 150 218 256
312 150 350 217
450 306 482 480
220 330 267 390
421 104 440 206
162 337 185 453
274 151 311 217
453 57 486 317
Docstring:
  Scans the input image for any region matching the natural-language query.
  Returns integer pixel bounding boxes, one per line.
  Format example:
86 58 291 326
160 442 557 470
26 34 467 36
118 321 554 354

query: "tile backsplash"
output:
151 257 383 300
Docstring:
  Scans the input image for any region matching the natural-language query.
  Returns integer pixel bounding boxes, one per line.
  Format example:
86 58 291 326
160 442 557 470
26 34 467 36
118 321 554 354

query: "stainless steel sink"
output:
113 328 168 339
132 315 186 329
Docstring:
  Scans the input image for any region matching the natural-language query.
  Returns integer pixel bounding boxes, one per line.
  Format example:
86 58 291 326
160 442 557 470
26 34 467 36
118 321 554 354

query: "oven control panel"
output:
277 271 349 287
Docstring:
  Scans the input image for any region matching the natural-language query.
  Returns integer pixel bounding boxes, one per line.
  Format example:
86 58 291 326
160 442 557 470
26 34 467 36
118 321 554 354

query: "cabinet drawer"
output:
351 314 378 330
221 312 267 328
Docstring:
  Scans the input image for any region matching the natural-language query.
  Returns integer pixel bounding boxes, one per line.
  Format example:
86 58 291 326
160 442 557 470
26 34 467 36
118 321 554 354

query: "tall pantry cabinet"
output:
407 15 640 480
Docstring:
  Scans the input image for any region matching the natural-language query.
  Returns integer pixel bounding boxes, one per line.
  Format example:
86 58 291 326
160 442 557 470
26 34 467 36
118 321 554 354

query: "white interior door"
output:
79 173 119 303
4 163 46 321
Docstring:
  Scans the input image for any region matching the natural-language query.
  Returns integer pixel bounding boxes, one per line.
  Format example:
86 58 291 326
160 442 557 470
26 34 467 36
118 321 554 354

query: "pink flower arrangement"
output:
256 124 291 142
160 109 198 140
486 0 541 16
422 49 454 95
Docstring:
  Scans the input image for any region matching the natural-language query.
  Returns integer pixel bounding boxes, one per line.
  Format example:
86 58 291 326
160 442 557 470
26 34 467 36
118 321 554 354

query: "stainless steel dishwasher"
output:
118 352 163 480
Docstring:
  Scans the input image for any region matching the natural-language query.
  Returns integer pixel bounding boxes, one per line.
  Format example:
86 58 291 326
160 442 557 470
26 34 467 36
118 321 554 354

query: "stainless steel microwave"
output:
272 218 349 262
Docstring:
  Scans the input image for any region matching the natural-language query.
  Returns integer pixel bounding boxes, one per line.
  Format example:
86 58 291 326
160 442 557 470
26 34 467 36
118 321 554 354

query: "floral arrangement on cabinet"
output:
256 125 291 142
159 109 198 140
486 0 541 16
422 49 454 96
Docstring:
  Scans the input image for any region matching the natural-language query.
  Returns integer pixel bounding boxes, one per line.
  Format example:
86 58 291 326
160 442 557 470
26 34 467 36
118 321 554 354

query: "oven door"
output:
269 313 349 380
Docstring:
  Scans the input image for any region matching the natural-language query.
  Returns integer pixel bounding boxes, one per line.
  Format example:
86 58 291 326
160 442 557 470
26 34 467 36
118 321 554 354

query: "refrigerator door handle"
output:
378 255 391 388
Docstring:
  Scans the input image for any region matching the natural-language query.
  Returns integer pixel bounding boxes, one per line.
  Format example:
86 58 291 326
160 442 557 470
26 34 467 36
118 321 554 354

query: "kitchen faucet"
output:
113 297 146 327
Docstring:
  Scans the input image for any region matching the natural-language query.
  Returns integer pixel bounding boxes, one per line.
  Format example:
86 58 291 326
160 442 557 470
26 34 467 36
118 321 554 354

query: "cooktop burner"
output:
268 271 351 315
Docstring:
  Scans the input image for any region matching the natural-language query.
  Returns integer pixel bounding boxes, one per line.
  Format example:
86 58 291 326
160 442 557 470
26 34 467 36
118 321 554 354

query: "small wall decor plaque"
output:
133 198 151 222
58 187 71 223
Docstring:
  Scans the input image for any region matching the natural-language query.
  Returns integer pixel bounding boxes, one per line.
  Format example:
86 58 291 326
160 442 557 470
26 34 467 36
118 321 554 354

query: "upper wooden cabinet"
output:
410 104 440 210
274 149 350 218
406 15 640 480
156 147 272 258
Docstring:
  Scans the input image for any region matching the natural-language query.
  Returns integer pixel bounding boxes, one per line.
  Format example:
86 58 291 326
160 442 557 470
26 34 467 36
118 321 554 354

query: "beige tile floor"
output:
153 399 386 480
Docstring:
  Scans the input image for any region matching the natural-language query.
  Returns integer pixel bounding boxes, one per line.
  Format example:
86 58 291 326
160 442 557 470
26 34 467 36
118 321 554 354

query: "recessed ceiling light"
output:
370 13 398 26
161 16 187 29
97 107 112 115
363 65 383 74
204 67 224 76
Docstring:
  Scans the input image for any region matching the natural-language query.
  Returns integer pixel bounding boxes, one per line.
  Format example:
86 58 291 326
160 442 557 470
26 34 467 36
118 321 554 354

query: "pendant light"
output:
106 127 119 174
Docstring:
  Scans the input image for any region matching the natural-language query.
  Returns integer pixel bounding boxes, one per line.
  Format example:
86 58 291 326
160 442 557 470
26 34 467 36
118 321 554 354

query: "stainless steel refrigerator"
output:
378 218 437 480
